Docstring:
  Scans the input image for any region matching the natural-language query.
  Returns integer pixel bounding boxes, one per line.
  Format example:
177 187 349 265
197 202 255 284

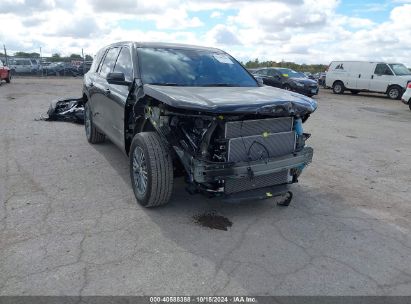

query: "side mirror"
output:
106 72 132 86
255 76 264 86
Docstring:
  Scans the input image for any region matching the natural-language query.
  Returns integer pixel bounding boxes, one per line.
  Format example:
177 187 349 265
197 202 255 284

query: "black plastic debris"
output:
193 211 233 231
36 98 84 124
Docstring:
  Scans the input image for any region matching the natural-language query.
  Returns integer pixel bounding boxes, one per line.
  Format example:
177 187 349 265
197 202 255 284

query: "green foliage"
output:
244 59 328 74
49 53 62 62
13 51 40 58
69 53 83 59
85 54 93 61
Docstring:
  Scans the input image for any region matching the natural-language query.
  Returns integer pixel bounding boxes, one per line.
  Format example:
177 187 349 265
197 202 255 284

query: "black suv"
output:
252 67 319 97
82 42 317 207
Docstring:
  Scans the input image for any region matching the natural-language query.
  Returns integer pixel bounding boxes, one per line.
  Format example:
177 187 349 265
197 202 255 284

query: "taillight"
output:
407 82 411 89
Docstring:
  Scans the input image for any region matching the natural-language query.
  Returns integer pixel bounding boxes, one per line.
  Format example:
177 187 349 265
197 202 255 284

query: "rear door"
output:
266 69 283 88
369 63 393 92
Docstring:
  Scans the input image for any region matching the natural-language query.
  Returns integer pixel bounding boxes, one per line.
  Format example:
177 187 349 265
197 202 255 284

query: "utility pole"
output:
3 44 8 65
40 47 43 76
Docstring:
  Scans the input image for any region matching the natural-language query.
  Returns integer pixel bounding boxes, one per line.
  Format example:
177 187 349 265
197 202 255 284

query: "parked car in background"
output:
303 72 315 80
252 67 319 97
0 59 11 83
82 42 317 207
401 82 411 110
317 72 326 87
9 58 37 74
76 61 92 75
30 58 42 74
326 61 411 99
43 62 78 76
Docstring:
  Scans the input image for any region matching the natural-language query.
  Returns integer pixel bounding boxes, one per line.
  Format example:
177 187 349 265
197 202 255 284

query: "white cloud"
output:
210 11 222 18
1 0 411 66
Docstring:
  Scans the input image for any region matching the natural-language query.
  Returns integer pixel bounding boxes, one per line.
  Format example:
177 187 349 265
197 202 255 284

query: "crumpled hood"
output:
143 85 318 116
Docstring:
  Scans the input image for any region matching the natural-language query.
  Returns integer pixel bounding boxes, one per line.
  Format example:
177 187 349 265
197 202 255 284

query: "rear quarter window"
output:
99 48 120 77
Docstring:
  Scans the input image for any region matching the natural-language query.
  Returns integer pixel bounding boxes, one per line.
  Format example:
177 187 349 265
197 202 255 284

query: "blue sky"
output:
337 0 392 22
1 0 411 65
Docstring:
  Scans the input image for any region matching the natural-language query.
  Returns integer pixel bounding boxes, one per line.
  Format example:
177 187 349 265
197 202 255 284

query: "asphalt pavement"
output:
1 78 411 295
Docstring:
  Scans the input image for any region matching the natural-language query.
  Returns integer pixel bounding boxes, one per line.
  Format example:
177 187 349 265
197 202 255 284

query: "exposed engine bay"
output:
139 101 314 199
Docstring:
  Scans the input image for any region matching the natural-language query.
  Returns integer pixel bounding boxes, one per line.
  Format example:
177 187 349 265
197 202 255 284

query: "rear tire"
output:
84 102 105 144
387 85 402 100
332 81 345 94
6 71 11 83
129 132 173 208
409 102 411 111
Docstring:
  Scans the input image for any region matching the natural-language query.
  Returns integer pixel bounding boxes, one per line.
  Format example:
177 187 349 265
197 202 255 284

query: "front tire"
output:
387 86 402 100
84 102 105 144
332 81 345 94
130 132 174 208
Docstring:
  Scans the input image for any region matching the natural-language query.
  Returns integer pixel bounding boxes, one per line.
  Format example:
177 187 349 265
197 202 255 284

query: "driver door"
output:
370 63 393 92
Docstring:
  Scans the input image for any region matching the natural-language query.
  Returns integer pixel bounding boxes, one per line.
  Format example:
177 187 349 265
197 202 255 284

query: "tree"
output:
243 59 328 73
69 53 82 59
85 54 93 61
50 53 62 62
14 51 40 58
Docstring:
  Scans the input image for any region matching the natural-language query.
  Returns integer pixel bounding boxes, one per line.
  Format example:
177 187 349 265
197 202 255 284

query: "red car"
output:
0 59 11 83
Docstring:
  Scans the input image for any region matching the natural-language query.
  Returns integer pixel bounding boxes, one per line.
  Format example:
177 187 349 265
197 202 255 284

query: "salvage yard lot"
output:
1 77 411 295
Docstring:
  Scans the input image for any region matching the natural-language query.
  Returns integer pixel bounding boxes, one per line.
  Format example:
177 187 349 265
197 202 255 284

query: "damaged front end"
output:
142 100 315 201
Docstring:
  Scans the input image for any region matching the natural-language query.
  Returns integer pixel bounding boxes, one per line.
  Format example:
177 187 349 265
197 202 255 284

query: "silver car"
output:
9 58 36 74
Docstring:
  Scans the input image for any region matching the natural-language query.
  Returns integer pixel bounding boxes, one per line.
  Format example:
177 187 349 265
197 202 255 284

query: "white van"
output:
325 61 411 99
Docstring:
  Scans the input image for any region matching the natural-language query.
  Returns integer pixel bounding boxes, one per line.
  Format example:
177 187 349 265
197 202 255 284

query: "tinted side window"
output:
374 64 393 75
114 47 133 81
93 49 106 73
99 47 120 78
257 69 268 76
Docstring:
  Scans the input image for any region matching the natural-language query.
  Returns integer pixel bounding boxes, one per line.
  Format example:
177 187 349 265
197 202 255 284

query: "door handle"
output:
104 88 111 96
371 75 374 79
358 74 361 78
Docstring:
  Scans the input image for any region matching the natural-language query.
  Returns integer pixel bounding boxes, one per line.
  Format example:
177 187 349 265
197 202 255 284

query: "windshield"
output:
137 48 257 87
274 68 303 78
389 64 411 76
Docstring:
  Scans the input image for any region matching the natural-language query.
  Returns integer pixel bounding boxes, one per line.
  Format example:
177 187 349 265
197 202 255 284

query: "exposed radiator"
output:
225 117 293 139
227 131 296 162
223 117 295 194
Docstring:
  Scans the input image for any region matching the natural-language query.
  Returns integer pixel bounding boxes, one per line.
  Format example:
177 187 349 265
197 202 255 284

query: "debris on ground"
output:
193 211 233 231
35 98 84 124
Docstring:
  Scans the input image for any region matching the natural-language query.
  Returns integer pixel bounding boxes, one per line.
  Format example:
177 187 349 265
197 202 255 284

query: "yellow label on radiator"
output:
266 192 273 197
